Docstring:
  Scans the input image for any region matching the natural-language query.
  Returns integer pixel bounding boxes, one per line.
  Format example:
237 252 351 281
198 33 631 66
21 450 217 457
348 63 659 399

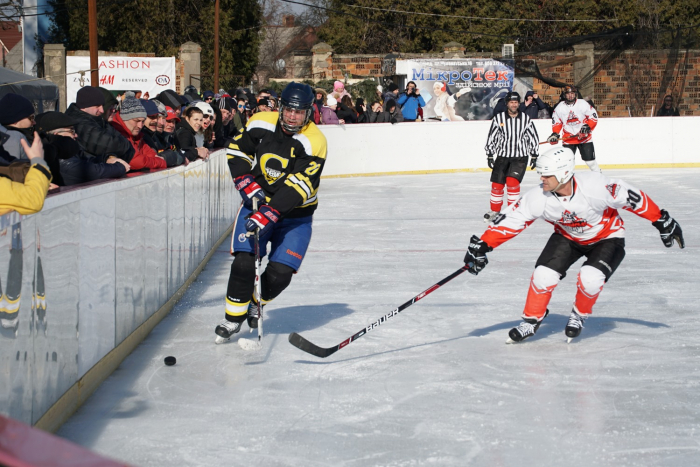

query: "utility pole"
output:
88 0 99 86
214 0 220 92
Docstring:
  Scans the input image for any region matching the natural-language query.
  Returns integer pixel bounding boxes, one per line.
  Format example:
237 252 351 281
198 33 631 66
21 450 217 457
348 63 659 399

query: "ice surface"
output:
57 169 700 466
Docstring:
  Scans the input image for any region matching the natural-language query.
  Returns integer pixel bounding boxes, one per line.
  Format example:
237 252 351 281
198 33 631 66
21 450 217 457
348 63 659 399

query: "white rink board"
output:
319 116 700 176
58 168 700 467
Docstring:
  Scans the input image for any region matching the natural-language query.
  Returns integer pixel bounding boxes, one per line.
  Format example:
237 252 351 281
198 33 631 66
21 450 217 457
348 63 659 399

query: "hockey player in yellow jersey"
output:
215 82 327 343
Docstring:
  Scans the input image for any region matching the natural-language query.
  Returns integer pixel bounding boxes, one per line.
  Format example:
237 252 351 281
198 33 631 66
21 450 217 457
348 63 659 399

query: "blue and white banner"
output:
396 58 514 121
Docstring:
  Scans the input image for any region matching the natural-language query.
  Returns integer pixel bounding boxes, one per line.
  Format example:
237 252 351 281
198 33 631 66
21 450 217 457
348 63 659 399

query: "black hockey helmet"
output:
564 85 577 103
279 82 315 133
505 91 521 102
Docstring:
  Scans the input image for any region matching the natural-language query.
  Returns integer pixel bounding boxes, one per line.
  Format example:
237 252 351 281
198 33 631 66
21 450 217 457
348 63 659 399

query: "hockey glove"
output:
579 124 591 135
529 155 537 170
464 235 493 275
547 132 560 144
235 174 266 209
487 155 495 169
652 209 685 249
246 205 280 236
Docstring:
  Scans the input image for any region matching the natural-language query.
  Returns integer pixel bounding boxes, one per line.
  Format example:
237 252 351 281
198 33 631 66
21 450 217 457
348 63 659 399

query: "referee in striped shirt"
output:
483 91 539 223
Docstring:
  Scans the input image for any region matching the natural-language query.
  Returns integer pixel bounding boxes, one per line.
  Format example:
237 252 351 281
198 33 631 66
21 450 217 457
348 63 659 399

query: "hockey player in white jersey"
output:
547 85 601 172
464 147 685 343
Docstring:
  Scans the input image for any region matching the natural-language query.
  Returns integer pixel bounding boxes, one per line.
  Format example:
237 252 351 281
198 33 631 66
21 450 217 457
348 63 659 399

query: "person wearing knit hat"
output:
64 89 136 164
383 83 400 106
0 93 37 159
120 93 147 122
75 86 106 115
110 93 167 171
0 93 36 127
152 99 167 117
202 90 215 102
331 80 350 102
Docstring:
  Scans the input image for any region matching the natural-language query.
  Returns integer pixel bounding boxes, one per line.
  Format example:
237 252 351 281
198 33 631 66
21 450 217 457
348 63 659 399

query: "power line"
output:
344 4 618 23
280 0 700 45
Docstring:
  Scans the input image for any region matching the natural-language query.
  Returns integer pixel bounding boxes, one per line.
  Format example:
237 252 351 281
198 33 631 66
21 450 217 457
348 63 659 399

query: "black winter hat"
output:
388 83 399 92
76 86 105 108
35 111 79 133
98 87 118 110
0 93 35 125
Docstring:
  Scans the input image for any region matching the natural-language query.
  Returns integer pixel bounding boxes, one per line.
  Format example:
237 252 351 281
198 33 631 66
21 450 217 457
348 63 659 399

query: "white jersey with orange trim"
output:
551 99 598 145
482 171 662 249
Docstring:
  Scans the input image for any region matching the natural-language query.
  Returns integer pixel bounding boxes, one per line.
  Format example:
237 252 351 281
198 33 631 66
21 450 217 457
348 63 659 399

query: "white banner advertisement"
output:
66 56 176 105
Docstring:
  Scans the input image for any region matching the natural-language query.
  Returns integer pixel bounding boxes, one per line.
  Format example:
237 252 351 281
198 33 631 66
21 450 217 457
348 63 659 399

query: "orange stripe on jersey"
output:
482 219 535 249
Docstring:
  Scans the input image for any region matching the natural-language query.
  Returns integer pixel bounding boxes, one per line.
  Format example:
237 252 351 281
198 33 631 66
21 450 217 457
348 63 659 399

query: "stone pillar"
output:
43 44 67 111
573 41 595 101
311 42 333 81
179 42 201 92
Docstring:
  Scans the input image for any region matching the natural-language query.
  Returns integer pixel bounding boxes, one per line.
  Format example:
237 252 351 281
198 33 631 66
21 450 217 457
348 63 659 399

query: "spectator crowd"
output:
0 77 686 215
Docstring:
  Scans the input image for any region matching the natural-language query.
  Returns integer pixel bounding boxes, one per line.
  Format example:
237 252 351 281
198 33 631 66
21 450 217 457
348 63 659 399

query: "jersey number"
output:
305 161 321 176
627 190 641 210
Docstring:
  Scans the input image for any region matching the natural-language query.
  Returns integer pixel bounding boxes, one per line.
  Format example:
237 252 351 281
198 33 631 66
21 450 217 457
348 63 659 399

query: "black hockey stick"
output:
288 264 472 358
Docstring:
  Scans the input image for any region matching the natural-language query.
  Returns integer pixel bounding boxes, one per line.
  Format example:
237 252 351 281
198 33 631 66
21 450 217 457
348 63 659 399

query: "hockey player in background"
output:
548 85 601 172
215 82 327 343
464 146 684 344
483 91 539 223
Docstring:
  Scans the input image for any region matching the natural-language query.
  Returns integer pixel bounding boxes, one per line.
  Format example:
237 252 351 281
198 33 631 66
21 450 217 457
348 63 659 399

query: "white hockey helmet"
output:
194 101 215 117
536 146 575 184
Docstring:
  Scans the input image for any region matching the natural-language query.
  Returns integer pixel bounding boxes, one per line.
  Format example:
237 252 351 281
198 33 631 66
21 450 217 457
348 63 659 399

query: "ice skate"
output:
565 308 587 343
214 319 242 344
247 301 262 329
506 309 549 344
483 210 498 223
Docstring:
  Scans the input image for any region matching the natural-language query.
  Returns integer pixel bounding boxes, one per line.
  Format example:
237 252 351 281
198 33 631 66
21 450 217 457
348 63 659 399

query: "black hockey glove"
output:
547 132 559 144
579 124 591 135
464 235 493 275
652 209 685 249
487 155 495 169
529 155 537 170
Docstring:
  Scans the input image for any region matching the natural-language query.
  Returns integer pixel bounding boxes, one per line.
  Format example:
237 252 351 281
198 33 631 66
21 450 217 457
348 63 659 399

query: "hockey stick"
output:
238 199 264 351
288 264 472 358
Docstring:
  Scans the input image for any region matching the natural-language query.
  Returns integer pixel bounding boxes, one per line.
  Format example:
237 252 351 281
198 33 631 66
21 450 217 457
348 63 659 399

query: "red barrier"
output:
0 415 129 467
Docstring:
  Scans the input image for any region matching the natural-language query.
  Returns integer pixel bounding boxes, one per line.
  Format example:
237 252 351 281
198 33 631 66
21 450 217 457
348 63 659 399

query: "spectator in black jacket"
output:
35 111 128 186
66 86 135 163
657 95 680 116
337 95 358 124
140 99 184 167
175 107 208 162
520 91 549 119
356 98 371 123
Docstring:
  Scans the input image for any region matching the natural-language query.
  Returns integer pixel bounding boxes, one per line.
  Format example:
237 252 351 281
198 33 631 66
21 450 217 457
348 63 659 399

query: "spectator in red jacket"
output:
110 93 167 171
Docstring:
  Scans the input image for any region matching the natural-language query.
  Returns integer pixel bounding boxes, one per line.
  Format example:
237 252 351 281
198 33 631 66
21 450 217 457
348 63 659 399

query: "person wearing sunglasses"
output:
656 94 680 117
233 97 249 132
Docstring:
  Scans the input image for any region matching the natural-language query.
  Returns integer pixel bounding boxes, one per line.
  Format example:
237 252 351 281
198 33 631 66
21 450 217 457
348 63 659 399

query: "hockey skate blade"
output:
567 337 574 344
238 338 262 351
505 337 517 344
214 335 230 345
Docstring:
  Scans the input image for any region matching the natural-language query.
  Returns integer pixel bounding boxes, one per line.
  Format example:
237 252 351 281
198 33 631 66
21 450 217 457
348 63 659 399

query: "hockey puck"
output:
164 356 176 366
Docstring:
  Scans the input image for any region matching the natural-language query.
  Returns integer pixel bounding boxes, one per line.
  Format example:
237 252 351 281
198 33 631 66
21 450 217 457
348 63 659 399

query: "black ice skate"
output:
214 319 242 344
506 309 549 344
247 300 262 329
565 308 587 343
483 210 498 223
